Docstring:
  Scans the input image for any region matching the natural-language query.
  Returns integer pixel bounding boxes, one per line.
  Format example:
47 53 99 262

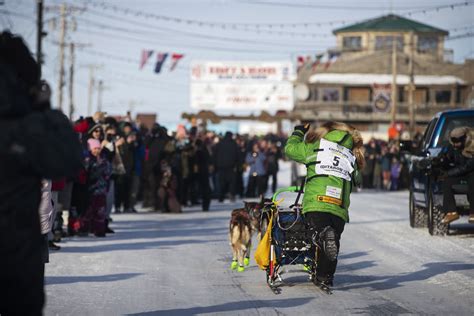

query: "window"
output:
417 36 438 53
435 90 451 103
321 88 340 102
310 86 319 101
343 36 362 51
422 118 438 150
434 115 474 148
375 36 403 51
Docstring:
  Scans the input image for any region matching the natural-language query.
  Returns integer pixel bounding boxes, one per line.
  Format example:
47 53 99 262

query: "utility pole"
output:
46 3 85 111
85 64 102 116
56 3 66 111
87 67 95 116
66 43 91 119
407 32 416 139
36 0 44 79
68 43 75 119
390 37 398 125
97 80 104 112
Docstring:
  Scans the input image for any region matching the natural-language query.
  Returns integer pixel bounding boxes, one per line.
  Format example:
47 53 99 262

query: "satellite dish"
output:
294 84 310 101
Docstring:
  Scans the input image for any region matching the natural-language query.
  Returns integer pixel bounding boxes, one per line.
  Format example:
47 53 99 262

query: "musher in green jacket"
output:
285 121 365 288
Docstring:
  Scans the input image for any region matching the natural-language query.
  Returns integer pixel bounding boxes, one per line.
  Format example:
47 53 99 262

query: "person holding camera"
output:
438 127 474 224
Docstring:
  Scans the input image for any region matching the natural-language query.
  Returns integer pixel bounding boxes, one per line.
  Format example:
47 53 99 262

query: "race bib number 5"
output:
315 138 355 181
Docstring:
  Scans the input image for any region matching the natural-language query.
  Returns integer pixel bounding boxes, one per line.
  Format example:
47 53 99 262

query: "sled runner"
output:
255 186 331 294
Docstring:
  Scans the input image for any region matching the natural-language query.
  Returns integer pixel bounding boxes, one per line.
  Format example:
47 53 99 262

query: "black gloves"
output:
293 124 310 135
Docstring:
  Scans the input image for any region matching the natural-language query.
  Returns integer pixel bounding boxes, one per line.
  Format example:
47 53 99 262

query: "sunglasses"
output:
451 135 466 143
93 129 101 133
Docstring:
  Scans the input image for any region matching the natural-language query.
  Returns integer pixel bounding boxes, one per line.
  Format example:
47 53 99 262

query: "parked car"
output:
403 109 474 235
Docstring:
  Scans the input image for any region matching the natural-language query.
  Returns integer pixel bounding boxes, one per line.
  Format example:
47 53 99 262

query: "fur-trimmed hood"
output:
306 121 365 169
450 127 474 158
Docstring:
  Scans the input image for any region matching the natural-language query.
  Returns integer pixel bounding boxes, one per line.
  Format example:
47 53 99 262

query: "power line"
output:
75 16 333 52
73 26 318 55
81 6 335 39
445 32 474 40
238 0 473 14
77 0 352 29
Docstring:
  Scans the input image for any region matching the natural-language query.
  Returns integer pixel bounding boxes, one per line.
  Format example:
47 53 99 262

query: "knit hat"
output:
88 123 102 135
87 138 101 150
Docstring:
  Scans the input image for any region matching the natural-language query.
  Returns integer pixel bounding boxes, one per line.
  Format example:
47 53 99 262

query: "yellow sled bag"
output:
254 216 274 270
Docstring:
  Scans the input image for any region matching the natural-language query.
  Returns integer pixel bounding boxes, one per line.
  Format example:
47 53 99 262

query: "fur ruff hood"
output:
306 121 365 169
450 127 474 158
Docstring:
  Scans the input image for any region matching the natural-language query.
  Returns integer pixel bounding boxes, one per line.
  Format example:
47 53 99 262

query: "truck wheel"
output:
409 190 427 228
427 186 448 236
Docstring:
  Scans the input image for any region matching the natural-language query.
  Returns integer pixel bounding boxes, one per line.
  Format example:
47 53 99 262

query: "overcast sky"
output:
2 0 473 129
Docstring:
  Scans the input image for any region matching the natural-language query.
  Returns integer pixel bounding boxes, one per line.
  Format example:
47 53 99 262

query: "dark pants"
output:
115 174 132 211
235 171 244 198
81 194 106 235
198 175 211 211
218 169 235 202
246 175 266 197
143 172 160 210
305 212 346 282
0 238 45 316
442 172 474 215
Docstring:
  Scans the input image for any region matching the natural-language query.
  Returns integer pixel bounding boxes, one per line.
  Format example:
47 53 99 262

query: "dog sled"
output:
255 186 331 294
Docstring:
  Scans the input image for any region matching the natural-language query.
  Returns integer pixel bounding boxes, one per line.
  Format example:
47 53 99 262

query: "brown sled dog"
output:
229 198 273 269
229 209 252 272
243 198 272 241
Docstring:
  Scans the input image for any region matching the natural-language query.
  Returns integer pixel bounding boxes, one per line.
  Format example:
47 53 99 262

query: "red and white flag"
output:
139 49 154 70
169 53 184 71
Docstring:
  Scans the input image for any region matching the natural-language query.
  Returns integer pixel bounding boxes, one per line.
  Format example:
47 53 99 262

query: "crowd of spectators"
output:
361 137 412 191
47 111 286 249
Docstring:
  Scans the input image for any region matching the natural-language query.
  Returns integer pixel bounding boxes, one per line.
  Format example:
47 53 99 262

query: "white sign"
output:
191 82 293 110
315 139 355 181
191 61 295 82
191 61 294 110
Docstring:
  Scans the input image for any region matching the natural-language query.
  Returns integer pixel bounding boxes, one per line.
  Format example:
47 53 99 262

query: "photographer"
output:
438 127 474 224
0 31 82 315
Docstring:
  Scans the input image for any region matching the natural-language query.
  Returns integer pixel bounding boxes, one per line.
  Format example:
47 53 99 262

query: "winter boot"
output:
230 260 238 270
237 265 245 272
244 257 250 266
441 212 459 224
319 226 338 262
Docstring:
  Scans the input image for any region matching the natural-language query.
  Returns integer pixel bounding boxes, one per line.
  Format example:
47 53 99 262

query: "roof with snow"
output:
333 14 449 35
308 73 465 86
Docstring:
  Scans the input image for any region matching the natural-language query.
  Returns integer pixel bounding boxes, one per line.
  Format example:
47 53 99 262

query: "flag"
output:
324 52 340 70
169 53 184 71
297 56 305 73
139 49 153 70
311 53 324 72
154 53 168 73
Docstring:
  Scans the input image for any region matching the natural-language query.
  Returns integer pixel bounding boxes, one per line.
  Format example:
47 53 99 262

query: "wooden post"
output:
68 43 75 119
56 3 66 111
408 32 415 139
390 38 398 125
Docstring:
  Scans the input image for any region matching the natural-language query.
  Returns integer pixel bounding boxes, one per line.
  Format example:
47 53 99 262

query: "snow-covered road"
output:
44 190 474 316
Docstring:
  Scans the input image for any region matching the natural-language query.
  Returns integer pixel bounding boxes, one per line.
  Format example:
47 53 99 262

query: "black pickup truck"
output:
403 109 474 236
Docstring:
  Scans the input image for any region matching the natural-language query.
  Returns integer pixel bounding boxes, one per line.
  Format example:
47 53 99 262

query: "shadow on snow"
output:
127 297 313 315
45 273 142 285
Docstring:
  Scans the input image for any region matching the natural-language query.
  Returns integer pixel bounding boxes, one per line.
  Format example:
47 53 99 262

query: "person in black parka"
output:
0 31 83 316
214 132 239 202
